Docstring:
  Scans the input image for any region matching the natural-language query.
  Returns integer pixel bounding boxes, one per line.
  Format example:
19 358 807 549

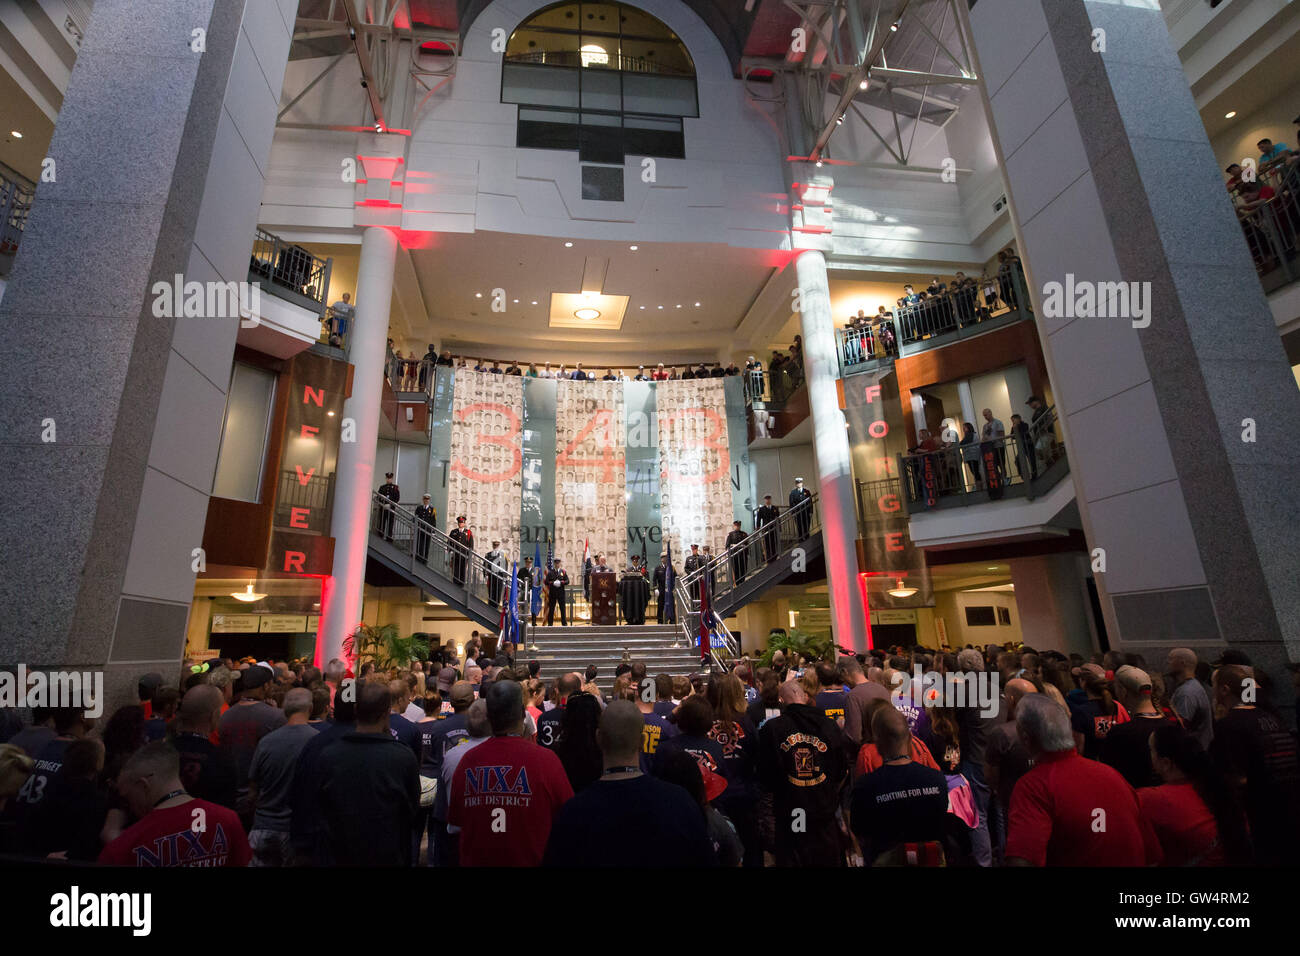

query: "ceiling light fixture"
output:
575 307 600 320
886 578 918 598
836 115 844 125
859 79 868 90
695 302 701 307
815 159 824 167
1224 110 1236 119
231 582 267 603
890 19 900 31
475 292 482 298
564 241 574 247
629 244 638 250
531 300 538 305
10 130 22 139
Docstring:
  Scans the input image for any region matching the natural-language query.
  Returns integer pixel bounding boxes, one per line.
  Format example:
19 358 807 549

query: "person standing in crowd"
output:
1209 664 1300 864
653 554 676 623
756 495 780 563
99 741 251 867
317 681 420 866
448 682 573 866
983 678 1037 862
432 699 490 867
636 675 678 773
1009 413 1036 481
1141 724 1251 866
484 540 507 609
218 665 286 829
414 494 436 564
246 688 317 867
554 692 606 793
1166 647 1213 750
544 558 570 625
537 673 581 751
725 520 747 585
1070 665 1119 760
814 661 848 725
1004 695 1161 866
841 656 890 745
788 478 812 541
377 472 400 541
171 685 238 809
757 680 850 866
706 674 761 866
449 515 474 587
22 737 108 861
850 707 952 865
1101 666 1171 789
544 700 712 866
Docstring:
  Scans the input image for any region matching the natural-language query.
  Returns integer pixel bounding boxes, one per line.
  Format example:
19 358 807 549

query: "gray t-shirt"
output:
249 723 319 831
1171 678 1213 750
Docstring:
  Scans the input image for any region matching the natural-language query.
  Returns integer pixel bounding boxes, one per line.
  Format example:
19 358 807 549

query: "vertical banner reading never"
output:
723 376 755 531
519 376 557 555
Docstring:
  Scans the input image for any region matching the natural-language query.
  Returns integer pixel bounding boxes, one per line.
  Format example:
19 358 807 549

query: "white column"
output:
317 226 399 666
795 249 868 653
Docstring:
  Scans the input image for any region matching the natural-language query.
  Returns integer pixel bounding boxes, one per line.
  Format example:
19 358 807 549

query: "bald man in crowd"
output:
1165 647 1213 749
543 701 712 866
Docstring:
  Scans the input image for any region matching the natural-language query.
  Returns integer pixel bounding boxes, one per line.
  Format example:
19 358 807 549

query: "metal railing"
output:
673 495 821 644
834 322 897 374
743 364 805 407
248 228 333 316
897 406 1067 510
371 491 514 611
1235 161 1300 290
386 353 437 395
275 469 334 533
0 168 34 263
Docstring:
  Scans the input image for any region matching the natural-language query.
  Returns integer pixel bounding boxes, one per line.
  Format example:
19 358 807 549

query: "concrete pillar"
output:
0 0 295 710
795 249 868 652
318 226 399 666
1008 553 1095 658
964 0 1300 688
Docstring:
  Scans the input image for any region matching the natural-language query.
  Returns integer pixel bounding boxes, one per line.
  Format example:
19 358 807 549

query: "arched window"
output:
501 2 699 163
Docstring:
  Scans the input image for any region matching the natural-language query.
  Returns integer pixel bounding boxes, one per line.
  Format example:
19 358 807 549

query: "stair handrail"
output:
676 492 821 601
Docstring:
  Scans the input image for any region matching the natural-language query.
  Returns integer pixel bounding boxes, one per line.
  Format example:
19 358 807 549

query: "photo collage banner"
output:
432 370 754 575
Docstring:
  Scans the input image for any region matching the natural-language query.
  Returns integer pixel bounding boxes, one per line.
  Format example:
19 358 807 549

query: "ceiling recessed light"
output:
564 241 573 247
513 299 519 303
859 79 868 90
694 302 701 307
575 307 600 320
327 410 336 417
1224 110 1236 119
675 304 681 308
10 130 22 139
657 305 663 309
531 300 538 305
629 245 638 250
475 292 482 298
639 305 645 310
987 566 999 571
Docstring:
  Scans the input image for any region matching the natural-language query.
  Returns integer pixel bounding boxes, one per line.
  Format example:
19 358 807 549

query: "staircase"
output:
520 625 705 690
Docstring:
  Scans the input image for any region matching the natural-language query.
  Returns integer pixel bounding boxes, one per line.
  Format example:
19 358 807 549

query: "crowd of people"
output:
1 637 1294 868
1226 130 1300 276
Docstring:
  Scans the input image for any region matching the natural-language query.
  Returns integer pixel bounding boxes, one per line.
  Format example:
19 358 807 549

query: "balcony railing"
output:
743 364 805 407
836 264 1033 376
504 50 692 76
897 405 1068 512
1235 161 1300 293
0 167 35 273
247 228 332 317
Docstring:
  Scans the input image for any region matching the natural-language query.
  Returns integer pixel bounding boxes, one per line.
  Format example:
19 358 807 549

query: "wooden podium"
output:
590 571 618 626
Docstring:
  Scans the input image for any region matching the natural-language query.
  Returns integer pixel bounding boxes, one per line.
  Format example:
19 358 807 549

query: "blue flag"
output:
531 541 543 618
506 560 520 644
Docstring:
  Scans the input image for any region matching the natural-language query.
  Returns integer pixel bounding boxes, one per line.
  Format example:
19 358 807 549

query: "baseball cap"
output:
436 667 457 692
236 665 272 691
1115 665 1152 696
449 681 475 706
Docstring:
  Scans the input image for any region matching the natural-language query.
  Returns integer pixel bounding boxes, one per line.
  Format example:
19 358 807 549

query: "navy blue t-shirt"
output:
537 708 565 750
639 710 678 774
389 713 422 762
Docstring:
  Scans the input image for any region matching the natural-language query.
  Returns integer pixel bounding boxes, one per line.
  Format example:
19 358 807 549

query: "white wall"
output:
749 444 816 506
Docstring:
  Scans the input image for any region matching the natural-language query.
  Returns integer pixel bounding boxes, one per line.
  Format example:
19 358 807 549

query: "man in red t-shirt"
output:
448 681 572 866
99 741 251 867
1005 695 1161 867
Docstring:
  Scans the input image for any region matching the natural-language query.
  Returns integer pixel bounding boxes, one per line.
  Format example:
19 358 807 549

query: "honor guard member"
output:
684 544 705 600
519 556 537 625
449 516 474 587
789 478 813 542
484 541 507 609
757 495 780 563
378 472 400 541
653 554 676 624
725 520 748 584
545 559 570 626
414 494 437 563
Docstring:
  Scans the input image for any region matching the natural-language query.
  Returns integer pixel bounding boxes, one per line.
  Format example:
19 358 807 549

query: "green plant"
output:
758 627 833 667
343 623 429 672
